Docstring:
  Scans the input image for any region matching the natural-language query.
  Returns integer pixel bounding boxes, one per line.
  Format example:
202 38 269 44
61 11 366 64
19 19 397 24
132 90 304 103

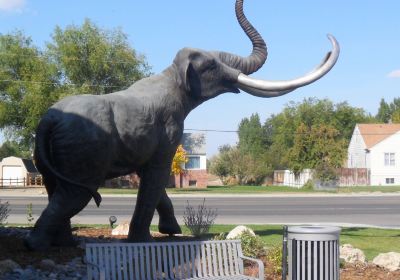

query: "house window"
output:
386 178 395 184
384 153 395 166
189 180 197 186
185 156 200 169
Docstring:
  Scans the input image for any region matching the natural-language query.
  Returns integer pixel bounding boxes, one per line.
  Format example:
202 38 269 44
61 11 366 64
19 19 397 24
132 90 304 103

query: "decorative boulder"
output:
0 259 20 275
373 252 400 271
111 221 130 236
339 244 367 264
226 225 256 239
39 259 56 271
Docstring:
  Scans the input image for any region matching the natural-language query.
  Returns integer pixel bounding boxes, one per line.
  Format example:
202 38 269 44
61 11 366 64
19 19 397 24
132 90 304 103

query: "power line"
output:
184 128 238 133
184 128 400 136
0 79 131 89
0 52 139 65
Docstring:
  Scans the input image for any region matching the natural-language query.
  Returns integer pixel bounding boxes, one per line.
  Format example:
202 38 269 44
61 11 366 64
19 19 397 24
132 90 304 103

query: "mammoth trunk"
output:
216 0 268 75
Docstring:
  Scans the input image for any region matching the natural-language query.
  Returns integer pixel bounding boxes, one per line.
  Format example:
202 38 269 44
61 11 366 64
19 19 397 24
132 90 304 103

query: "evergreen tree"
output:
376 98 391 123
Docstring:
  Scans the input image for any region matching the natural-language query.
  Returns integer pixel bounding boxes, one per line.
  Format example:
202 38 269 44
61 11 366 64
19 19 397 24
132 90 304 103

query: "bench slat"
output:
222 243 228 276
195 243 202 278
184 243 190 278
227 242 234 275
127 245 133 280
174 244 179 278
232 242 240 275
133 246 139 279
168 244 175 278
216 242 223 277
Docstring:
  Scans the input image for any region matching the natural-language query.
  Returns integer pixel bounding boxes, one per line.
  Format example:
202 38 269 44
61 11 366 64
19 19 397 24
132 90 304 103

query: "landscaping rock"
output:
373 252 400 271
111 221 130 235
39 259 56 271
226 225 256 239
340 244 366 264
0 259 20 275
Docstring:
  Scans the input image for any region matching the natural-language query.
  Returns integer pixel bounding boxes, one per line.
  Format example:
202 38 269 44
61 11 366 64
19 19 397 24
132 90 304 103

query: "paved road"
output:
3 194 400 228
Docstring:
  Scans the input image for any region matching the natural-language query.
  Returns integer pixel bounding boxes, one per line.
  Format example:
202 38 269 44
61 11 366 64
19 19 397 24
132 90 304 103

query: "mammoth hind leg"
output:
38 174 76 247
157 189 181 235
24 183 92 251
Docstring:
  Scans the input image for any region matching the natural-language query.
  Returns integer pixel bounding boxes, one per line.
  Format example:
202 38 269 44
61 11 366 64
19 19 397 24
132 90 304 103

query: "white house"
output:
0 156 40 186
347 124 400 186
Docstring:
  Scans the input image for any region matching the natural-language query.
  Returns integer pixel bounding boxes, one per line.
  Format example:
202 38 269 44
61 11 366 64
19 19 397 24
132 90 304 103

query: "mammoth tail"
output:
34 116 102 207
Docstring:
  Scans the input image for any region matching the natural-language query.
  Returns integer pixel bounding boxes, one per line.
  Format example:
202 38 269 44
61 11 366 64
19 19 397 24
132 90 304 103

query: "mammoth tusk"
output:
235 34 340 97
236 84 295 98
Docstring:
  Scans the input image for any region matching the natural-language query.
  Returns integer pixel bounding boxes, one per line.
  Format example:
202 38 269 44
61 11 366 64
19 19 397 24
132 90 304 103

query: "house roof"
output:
357 123 400 149
22 159 38 173
181 133 206 155
0 156 38 173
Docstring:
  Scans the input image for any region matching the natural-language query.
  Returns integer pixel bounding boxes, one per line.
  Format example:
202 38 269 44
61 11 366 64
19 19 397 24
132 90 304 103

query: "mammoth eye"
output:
205 59 217 70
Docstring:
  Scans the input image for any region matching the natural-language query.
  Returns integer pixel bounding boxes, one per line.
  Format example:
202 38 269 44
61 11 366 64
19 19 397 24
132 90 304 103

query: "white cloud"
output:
0 0 26 12
388 70 400 78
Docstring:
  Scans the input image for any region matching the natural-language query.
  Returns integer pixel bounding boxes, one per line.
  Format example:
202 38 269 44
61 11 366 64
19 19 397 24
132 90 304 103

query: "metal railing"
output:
0 176 43 188
0 178 26 187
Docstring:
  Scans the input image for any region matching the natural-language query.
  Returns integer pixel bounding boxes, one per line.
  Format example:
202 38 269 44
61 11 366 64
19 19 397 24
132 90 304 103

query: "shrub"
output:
302 179 315 190
314 162 339 183
212 232 226 241
267 245 282 275
238 230 267 258
26 203 34 225
0 200 10 225
183 199 217 237
212 230 267 259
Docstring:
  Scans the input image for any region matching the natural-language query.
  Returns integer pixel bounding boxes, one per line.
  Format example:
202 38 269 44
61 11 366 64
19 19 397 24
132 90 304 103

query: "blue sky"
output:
1 0 399 156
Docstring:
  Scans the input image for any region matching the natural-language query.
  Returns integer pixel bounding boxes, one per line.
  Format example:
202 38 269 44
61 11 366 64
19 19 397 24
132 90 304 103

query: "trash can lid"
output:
288 225 341 234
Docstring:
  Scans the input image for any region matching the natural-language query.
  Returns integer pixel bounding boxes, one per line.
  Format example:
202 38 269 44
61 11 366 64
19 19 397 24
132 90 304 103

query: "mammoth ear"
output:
185 62 202 97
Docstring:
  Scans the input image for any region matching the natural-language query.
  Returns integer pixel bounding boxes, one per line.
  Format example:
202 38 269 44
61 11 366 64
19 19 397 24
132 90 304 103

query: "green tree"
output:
264 98 372 169
236 114 272 184
376 98 391 123
0 140 30 159
0 31 60 150
209 145 235 185
392 110 400 123
238 113 266 156
209 144 272 186
0 21 151 152
47 19 151 95
287 123 346 180
375 98 400 123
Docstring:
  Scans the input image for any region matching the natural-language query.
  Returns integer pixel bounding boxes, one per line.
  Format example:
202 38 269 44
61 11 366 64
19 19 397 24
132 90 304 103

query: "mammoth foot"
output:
158 218 182 235
126 236 155 243
24 223 77 251
127 230 154 243
51 231 78 247
24 233 77 251
24 232 51 251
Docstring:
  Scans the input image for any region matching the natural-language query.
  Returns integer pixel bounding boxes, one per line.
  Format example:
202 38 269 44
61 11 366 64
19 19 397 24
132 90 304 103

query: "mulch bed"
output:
1 227 399 279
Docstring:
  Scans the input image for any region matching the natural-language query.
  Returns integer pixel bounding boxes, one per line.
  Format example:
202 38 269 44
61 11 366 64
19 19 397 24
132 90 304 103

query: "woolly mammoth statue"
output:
25 0 339 250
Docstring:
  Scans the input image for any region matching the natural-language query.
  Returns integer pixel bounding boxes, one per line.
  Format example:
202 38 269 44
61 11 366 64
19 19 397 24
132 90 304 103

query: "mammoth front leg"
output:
128 166 171 242
157 189 182 235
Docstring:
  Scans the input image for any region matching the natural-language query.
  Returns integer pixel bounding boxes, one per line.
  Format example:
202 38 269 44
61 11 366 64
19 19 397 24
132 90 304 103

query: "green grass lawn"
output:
167 224 400 261
98 185 400 195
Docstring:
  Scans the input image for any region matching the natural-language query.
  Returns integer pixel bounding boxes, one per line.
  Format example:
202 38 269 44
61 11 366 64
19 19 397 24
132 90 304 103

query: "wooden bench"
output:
86 239 264 280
